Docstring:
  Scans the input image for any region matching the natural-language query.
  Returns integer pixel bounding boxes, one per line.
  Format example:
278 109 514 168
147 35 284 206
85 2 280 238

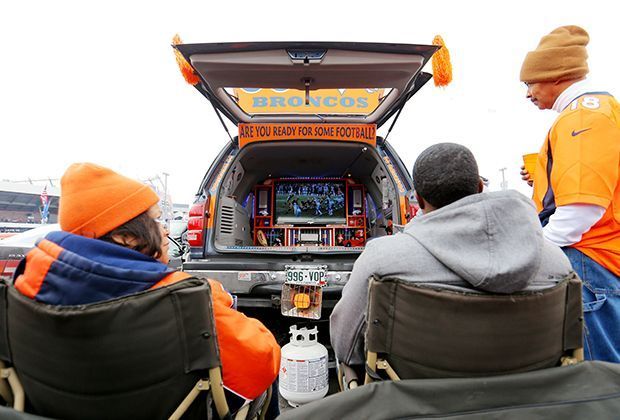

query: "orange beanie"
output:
520 25 589 83
59 163 160 238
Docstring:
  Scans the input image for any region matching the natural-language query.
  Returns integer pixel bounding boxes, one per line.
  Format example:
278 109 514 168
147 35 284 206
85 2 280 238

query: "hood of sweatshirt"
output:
14 231 185 305
405 190 544 293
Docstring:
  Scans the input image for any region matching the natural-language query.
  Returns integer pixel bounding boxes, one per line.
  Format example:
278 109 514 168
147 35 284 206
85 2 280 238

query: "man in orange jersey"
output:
520 26 620 362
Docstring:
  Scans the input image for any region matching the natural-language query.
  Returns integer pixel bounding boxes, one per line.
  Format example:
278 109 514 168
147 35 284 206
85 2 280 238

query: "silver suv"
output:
174 41 438 320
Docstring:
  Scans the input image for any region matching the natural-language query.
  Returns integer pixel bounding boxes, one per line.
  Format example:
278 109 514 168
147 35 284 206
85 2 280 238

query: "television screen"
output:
275 181 346 224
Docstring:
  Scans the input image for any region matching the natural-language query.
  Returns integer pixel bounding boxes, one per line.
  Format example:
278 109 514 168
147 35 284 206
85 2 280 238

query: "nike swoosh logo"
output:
571 128 591 137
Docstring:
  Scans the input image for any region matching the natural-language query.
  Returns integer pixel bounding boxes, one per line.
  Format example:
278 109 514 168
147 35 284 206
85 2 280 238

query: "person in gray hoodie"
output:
330 143 574 367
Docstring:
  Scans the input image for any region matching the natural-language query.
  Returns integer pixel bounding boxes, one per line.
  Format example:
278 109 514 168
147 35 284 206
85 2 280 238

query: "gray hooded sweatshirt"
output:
330 190 574 365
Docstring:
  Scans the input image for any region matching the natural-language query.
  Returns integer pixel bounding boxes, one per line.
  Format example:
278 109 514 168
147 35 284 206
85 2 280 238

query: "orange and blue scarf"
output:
14 231 189 305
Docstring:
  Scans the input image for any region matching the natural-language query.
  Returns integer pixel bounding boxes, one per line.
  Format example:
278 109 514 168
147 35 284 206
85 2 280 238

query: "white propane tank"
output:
279 325 329 407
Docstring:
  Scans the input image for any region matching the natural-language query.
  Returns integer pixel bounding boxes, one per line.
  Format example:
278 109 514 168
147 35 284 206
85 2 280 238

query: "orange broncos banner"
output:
233 88 385 115
239 123 376 148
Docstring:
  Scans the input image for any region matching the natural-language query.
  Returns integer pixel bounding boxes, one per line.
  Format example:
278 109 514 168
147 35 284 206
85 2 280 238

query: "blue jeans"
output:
563 247 620 363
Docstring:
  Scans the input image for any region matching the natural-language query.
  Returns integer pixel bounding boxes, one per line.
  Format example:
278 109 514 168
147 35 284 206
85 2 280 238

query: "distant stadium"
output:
0 181 59 237
0 180 189 239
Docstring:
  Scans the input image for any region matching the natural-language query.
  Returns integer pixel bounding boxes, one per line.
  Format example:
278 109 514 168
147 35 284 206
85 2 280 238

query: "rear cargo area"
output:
212 141 401 253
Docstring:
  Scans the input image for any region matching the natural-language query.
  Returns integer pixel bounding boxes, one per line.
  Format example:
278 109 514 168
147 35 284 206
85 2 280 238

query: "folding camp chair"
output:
0 278 270 420
282 361 620 420
362 273 583 384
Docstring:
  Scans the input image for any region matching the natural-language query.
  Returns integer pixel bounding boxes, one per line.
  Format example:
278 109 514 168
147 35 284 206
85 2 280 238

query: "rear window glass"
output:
225 88 392 116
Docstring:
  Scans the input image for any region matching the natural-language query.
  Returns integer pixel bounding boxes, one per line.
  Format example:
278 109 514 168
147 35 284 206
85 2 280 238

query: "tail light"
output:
404 196 419 222
187 197 210 247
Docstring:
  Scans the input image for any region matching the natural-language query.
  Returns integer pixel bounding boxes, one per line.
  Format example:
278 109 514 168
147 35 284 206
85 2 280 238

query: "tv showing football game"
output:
275 181 346 225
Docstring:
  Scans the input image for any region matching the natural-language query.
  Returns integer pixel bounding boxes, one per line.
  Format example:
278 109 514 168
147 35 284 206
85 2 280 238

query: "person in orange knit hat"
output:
13 162 281 417
519 26 620 362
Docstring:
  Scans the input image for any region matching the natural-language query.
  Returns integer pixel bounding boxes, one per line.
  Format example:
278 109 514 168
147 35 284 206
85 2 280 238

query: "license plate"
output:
284 265 327 286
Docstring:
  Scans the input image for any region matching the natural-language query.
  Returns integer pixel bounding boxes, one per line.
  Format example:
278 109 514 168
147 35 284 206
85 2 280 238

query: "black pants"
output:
226 379 280 420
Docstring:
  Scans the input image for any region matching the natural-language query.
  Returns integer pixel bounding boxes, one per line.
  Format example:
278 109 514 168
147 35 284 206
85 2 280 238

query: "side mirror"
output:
167 236 186 261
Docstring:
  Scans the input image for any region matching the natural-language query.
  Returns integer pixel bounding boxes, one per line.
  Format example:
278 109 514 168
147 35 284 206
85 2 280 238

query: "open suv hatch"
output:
173 41 438 316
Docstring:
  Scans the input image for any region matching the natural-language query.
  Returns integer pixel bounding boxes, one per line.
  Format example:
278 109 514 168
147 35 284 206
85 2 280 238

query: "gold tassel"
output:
172 34 200 86
432 35 453 87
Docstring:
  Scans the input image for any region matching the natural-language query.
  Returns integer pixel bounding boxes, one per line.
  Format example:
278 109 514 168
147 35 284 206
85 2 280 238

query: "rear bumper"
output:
182 268 350 308
237 285 345 309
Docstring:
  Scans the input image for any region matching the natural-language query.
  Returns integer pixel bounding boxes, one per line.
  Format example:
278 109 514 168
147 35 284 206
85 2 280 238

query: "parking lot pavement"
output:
278 367 340 413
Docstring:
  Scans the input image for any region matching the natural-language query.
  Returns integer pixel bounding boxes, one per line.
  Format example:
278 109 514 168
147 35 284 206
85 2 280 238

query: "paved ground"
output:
278 367 340 413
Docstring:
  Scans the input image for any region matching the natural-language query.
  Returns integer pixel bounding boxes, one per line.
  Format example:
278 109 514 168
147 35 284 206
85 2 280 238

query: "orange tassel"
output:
172 34 201 86
432 35 453 87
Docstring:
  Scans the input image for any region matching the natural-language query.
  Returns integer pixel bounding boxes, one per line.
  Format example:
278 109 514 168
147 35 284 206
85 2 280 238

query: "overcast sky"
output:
1 0 617 204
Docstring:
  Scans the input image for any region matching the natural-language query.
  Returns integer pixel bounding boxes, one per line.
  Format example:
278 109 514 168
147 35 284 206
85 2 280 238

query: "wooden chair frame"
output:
363 348 584 385
0 360 24 412
169 366 230 420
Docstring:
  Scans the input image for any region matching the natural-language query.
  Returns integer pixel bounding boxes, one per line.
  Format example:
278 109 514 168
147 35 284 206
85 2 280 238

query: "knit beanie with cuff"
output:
520 25 589 84
59 163 160 238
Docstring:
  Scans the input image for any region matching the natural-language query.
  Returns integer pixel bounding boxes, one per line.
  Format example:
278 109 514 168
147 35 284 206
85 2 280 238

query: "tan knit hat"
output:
520 25 589 83
59 163 160 238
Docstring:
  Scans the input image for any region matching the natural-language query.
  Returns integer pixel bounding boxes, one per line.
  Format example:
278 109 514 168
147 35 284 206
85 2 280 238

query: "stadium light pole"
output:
162 172 170 223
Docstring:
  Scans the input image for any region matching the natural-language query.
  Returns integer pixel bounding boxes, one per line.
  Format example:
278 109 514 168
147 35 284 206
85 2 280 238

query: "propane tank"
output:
279 325 329 407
